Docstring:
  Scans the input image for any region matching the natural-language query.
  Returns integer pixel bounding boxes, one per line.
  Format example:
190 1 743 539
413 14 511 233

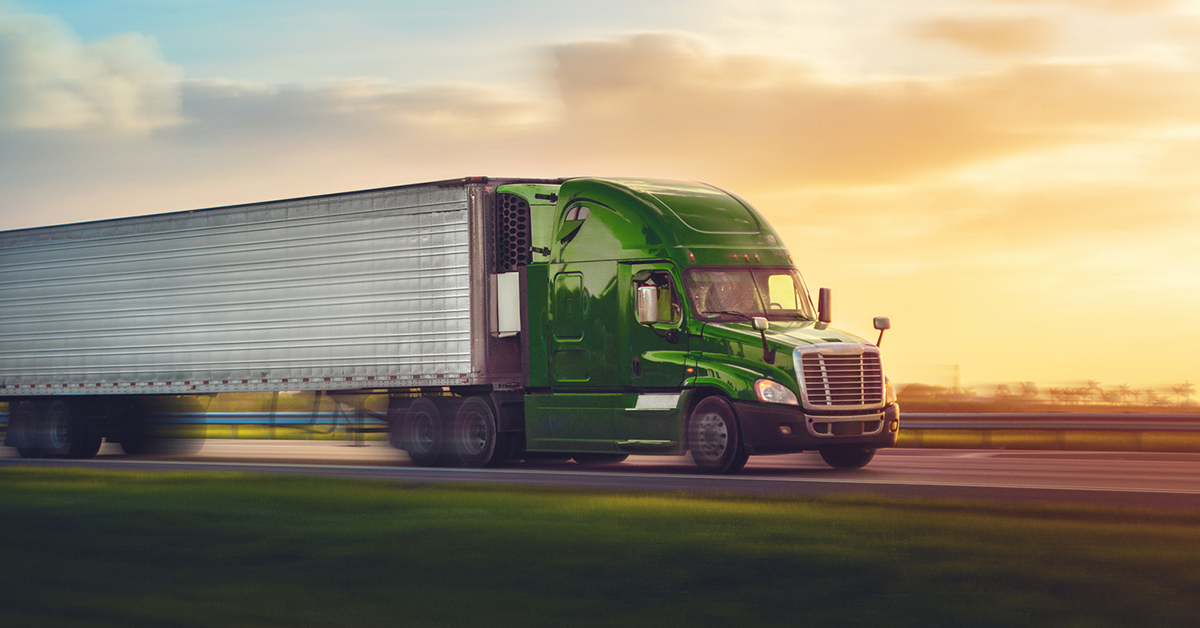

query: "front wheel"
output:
687 396 749 474
819 445 877 469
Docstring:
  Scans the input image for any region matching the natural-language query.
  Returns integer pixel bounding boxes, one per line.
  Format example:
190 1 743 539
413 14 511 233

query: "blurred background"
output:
2 0 1198 398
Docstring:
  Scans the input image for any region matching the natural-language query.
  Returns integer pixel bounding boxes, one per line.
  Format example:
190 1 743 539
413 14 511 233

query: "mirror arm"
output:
873 316 891 348
752 316 775 364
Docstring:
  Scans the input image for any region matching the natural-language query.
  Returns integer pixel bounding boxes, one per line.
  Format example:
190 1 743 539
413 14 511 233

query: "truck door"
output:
626 263 689 387
611 263 691 447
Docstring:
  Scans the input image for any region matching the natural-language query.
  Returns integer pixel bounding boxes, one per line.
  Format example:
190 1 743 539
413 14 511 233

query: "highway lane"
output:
4 441 1200 511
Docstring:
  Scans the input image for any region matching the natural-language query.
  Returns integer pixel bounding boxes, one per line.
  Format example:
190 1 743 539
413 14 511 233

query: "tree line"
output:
900 380 1197 407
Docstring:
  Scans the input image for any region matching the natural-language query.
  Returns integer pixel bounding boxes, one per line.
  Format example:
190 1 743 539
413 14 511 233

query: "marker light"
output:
755 379 799 405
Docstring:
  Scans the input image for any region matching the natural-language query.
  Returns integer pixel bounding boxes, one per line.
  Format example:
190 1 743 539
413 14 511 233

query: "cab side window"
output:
634 270 681 325
557 204 591 246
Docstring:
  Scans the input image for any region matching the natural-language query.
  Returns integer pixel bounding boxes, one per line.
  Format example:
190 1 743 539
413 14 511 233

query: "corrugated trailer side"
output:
0 179 493 396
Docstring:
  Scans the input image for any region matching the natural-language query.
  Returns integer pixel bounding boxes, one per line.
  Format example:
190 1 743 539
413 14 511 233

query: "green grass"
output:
2 469 1199 628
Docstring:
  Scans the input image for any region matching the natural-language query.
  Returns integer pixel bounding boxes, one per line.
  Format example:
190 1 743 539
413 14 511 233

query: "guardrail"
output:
900 412 1200 451
902 413 1200 431
0 410 389 440
3 411 1200 450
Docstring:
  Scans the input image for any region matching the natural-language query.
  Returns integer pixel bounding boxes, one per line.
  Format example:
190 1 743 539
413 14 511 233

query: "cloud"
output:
988 0 1178 13
0 9 183 132
172 77 551 162
6 28 1200 227
0 73 560 228
911 17 1057 54
551 33 1200 189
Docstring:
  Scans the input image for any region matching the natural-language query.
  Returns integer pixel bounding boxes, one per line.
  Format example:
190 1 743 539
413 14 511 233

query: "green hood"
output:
691 320 875 401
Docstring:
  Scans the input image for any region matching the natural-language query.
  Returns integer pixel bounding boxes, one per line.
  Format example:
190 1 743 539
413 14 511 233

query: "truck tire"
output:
572 453 629 465
9 400 43 458
5 399 100 459
453 397 500 468
819 445 876 469
114 402 153 455
46 400 102 459
403 397 445 467
110 399 203 455
687 396 749 474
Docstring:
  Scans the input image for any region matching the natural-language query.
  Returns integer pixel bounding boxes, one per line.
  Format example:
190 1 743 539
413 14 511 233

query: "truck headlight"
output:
755 379 799 405
885 377 897 405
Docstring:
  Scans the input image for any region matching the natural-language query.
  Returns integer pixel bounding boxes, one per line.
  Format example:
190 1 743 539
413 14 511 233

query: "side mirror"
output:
752 316 774 364
874 316 890 347
636 285 659 324
818 287 832 324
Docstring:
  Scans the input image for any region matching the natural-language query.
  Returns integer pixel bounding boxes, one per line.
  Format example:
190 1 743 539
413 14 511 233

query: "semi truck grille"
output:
797 349 884 408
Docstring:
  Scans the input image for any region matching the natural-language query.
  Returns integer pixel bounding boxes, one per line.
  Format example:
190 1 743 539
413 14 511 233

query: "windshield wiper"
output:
707 310 756 321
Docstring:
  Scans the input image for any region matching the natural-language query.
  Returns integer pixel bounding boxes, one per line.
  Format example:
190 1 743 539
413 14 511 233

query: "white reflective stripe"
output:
630 393 681 411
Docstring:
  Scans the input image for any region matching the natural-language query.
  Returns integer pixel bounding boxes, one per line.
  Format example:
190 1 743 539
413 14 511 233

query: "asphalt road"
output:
4 440 1200 511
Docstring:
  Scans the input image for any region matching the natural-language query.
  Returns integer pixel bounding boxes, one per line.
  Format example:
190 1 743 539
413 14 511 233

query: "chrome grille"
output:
799 349 884 408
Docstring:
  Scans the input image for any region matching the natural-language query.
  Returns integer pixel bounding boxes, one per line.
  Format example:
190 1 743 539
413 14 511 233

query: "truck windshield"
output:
685 267 816 322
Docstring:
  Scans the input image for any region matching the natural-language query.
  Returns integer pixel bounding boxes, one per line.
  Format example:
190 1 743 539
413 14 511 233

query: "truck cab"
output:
514 177 899 473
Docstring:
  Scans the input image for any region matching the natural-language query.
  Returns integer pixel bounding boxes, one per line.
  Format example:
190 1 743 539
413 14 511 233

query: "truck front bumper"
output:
733 401 900 454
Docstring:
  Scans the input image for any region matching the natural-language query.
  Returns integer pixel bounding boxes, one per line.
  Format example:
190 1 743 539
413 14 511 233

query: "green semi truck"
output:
1 176 897 473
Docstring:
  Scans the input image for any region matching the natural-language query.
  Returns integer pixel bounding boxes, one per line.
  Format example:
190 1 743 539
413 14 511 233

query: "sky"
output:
2 0 1199 394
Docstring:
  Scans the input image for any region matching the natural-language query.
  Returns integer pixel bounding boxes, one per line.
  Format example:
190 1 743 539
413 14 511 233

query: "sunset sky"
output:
2 0 1198 394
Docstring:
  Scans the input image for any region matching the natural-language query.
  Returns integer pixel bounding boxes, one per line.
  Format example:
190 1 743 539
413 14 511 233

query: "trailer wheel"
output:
819 445 876 469
9 400 44 458
572 453 629 465
454 397 504 468
687 396 749 474
403 398 445 466
45 400 102 459
117 400 201 456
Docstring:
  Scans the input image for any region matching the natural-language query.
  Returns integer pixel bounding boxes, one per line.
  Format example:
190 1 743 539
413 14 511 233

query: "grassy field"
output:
2 468 1199 627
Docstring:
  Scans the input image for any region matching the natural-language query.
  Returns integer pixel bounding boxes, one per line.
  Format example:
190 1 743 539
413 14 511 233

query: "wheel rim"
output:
46 408 70 451
459 411 488 457
695 411 729 460
408 412 435 454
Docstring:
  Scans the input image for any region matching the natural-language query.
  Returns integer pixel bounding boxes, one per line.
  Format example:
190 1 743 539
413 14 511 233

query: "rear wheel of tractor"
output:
453 397 500 468
491 431 521 466
819 445 877 469
687 396 749 474
403 398 445 467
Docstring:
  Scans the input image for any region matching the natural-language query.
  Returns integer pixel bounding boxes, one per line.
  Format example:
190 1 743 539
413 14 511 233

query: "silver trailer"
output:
1 177 558 457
